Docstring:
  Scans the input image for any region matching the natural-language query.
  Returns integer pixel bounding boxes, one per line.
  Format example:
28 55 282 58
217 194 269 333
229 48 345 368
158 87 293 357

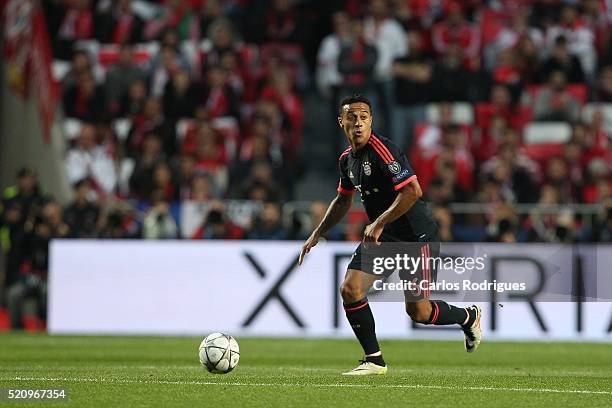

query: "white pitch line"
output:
2 377 611 396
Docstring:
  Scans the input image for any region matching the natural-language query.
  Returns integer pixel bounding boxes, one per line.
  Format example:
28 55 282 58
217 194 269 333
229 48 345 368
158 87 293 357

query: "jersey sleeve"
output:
337 151 356 195
370 136 417 191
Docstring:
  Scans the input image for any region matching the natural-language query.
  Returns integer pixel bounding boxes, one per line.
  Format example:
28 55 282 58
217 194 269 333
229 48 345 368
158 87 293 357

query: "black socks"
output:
344 298 384 365
428 300 470 326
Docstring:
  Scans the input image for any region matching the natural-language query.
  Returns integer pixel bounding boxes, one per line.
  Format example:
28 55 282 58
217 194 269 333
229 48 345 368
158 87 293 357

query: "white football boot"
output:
462 305 482 353
342 360 388 376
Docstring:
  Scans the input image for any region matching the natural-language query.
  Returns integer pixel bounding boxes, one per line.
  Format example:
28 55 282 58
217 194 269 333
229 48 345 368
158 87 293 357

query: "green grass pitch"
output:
1 333 611 407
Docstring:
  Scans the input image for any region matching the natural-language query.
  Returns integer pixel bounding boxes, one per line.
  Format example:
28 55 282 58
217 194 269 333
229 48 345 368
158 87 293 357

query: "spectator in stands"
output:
263 0 308 44
150 162 178 203
95 0 144 44
142 191 178 239
485 203 518 242
248 202 287 240
364 0 406 134
432 205 454 242
105 44 145 117
126 97 176 158
66 123 117 195
337 16 378 117
582 158 611 203
62 50 94 88
481 143 539 203
545 156 574 202
55 0 95 59
431 44 479 102
515 36 542 85
364 0 407 82
582 198 612 242
538 35 585 84
0 168 46 317
594 65 612 101
149 45 191 97
219 51 246 100
544 4 597 79
191 201 243 239
1 167 45 228
316 12 352 99
120 78 148 118
162 69 202 121
233 161 285 202
391 30 433 148
144 0 200 41
97 204 139 239
533 70 581 121
189 172 214 202
260 67 304 152
175 154 197 200
200 0 227 36
307 201 344 241
7 201 69 330
129 132 165 200
64 178 100 238
432 2 479 66
63 71 106 121
201 64 240 120
492 9 544 60
526 183 560 242
201 18 240 71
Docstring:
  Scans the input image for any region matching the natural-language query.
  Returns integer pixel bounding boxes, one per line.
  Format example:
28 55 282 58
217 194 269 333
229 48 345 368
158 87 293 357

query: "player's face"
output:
338 102 372 147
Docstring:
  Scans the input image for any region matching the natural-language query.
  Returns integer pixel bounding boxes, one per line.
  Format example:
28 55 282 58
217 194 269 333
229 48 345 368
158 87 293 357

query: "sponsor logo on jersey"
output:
363 162 372 176
392 169 410 182
388 161 401 174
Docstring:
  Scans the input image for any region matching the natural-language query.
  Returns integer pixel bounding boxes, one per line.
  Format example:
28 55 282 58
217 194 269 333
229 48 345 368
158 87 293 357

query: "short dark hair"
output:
338 94 372 116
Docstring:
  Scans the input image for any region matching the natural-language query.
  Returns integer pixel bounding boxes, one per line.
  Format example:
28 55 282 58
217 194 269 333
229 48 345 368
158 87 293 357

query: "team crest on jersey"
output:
388 161 401 174
363 162 372 176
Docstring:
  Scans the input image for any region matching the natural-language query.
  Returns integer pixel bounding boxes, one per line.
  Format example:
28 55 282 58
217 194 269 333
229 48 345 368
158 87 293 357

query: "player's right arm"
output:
299 191 353 265
299 150 355 265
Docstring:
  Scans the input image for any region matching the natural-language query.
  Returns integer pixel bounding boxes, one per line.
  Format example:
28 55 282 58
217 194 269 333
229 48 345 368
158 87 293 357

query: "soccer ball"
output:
198 332 240 374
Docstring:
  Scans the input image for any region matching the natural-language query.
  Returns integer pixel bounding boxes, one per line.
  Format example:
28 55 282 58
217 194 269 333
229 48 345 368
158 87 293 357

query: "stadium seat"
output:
524 143 566 161
526 84 588 104
582 103 612 132
523 122 572 144
112 118 132 142
0 308 10 331
425 102 474 124
63 118 83 141
51 60 71 82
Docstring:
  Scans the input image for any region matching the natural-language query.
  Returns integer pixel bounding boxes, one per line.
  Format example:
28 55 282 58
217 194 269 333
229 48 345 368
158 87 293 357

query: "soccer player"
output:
298 95 482 375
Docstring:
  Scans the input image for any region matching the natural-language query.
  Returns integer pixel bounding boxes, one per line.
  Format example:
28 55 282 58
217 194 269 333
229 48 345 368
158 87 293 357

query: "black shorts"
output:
347 232 440 301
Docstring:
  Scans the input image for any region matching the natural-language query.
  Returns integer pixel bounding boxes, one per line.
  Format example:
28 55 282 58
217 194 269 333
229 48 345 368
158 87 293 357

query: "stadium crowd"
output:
1 0 612 329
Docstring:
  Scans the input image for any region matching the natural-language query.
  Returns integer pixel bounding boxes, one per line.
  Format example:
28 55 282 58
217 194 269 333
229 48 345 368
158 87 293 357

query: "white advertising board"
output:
48 240 612 340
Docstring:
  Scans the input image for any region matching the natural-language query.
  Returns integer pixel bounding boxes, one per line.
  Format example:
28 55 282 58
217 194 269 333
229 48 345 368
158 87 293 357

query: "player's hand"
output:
363 221 384 246
299 231 320 265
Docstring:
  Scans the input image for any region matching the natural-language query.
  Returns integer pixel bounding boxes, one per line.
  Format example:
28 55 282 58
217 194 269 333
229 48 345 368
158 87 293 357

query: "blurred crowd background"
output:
1 0 612 329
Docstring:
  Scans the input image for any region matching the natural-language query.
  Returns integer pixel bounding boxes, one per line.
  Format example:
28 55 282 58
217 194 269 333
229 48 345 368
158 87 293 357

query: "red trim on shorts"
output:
431 299 439 324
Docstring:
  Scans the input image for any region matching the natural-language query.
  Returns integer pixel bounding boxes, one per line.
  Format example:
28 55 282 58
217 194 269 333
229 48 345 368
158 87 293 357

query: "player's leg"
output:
402 242 482 352
340 268 387 375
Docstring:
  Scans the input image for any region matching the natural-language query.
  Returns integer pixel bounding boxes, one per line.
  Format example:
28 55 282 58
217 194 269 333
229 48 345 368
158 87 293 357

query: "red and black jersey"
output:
338 133 438 241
